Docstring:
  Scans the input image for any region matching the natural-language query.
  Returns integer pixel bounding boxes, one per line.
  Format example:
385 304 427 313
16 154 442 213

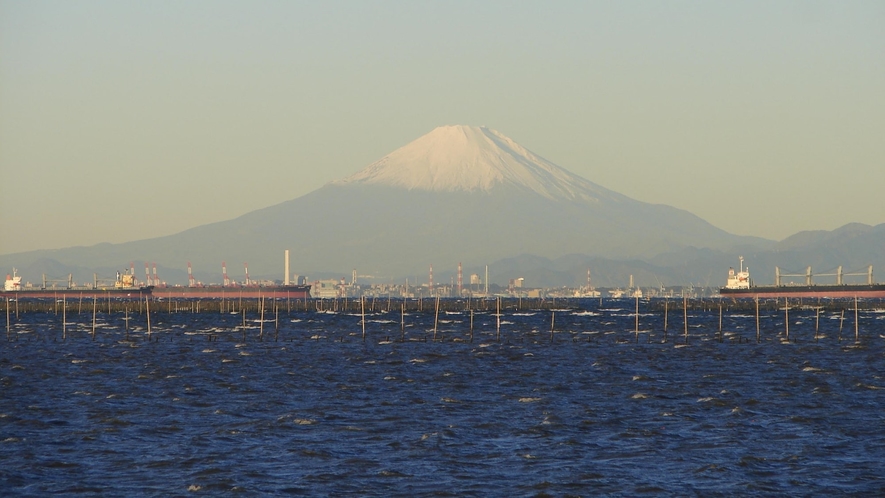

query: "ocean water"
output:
2 300 885 496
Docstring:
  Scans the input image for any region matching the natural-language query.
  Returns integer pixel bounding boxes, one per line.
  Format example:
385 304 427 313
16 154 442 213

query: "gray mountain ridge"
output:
2 126 880 288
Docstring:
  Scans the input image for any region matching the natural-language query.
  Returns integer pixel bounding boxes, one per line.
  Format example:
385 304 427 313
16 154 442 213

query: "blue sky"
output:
2 0 883 254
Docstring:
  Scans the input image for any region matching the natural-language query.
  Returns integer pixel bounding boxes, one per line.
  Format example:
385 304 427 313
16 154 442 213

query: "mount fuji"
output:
2 125 774 285
333 125 623 202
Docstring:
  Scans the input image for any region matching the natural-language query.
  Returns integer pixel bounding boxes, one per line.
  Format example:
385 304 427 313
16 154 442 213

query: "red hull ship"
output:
719 258 885 299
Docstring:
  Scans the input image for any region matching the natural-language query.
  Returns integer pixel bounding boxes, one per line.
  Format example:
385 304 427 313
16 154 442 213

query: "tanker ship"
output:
719 257 885 299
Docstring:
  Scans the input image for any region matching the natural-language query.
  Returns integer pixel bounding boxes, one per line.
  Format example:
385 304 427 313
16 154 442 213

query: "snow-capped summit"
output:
333 125 622 202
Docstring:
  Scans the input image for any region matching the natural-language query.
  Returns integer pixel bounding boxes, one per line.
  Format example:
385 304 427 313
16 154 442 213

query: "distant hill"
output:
11 125 881 288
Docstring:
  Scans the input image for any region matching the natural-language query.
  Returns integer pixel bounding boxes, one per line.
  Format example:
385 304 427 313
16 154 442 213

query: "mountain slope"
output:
1 125 775 283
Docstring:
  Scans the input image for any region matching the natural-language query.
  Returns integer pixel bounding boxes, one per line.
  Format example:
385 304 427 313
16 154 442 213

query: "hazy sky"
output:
2 1 883 255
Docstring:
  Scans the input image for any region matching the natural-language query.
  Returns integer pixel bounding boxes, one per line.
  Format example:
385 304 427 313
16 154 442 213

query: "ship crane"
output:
244 262 251 286
145 263 152 286
222 262 230 287
775 266 813 286
43 273 74 290
187 262 197 287
777 265 874 286
93 272 122 289
812 266 844 285
843 265 875 285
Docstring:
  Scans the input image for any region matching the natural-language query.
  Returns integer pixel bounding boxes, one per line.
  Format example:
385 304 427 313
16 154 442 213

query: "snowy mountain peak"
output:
332 125 621 202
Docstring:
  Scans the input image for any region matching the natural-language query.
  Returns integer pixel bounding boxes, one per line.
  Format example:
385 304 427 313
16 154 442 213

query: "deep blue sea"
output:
2 299 885 496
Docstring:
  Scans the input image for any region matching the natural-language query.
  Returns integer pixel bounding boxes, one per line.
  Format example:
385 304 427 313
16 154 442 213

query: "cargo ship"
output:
719 257 885 299
3 251 311 300
2 268 153 300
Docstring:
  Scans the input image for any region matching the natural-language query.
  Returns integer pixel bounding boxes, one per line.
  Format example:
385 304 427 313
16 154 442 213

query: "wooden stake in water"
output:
814 307 820 342
259 297 265 341
361 296 366 342
683 296 688 344
496 297 501 342
634 295 639 343
551 310 556 344
784 298 790 342
838 309 845 341
275 303 279 342
433 295 440 341
718 302 723 343
6 298 10 341
92 296 97 340
755 297 760 343
854 296 859 343
146 296 152 340
125 306 129 340
242 308 246 342
401 302 405 342
63 295 67 340
470 308 474 343
663 299 668 342
78 293 83 315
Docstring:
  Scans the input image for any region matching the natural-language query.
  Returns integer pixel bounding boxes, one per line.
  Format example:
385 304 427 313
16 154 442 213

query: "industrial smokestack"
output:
285 250 290 286
188 262 196 287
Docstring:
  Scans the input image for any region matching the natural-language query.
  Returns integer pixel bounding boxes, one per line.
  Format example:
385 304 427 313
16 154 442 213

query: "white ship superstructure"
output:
725 257 751 290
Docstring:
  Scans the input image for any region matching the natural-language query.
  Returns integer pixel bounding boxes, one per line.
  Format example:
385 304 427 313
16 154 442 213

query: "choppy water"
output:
2 299 885 496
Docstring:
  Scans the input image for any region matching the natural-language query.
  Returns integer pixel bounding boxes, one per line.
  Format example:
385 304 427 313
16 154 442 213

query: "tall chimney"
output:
285 250 290 286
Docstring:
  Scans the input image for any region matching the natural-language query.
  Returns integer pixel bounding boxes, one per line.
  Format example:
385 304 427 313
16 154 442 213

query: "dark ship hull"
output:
151 285 311 300
720 284 885 299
